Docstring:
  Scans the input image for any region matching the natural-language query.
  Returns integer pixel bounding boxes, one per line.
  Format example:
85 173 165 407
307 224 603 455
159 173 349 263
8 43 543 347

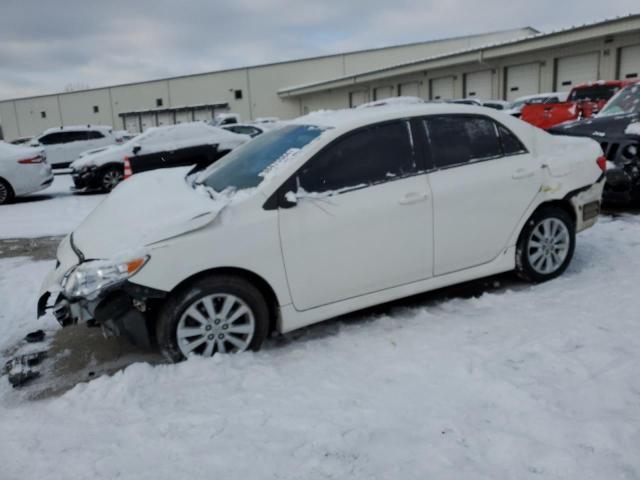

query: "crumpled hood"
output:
72 167 226 259
549 113 640 140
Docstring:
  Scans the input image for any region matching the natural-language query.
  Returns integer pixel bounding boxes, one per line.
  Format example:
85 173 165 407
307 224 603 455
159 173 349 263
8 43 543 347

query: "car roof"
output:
40 125 113 135
289 103 503 131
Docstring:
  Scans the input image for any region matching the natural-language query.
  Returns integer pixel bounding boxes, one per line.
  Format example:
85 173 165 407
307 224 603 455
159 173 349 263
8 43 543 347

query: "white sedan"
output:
0 141 53 204
38 103 605 361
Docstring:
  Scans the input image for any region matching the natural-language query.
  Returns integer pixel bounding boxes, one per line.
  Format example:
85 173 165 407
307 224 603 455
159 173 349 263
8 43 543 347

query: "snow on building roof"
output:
278 14 640 96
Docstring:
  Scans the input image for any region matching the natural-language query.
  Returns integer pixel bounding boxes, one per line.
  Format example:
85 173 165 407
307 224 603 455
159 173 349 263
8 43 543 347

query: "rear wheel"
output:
0 179 15 205
156 275 270 362
516 206 575 282
100 166 123 192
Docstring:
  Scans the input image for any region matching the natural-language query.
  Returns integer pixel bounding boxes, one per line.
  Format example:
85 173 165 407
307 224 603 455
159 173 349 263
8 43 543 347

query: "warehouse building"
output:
0 14 639 141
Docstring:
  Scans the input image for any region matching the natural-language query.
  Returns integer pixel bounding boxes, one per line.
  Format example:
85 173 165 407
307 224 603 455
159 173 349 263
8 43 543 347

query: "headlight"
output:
62 256 149 300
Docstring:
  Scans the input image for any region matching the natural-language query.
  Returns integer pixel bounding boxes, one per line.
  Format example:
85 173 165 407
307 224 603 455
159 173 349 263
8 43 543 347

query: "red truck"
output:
520 80 634 130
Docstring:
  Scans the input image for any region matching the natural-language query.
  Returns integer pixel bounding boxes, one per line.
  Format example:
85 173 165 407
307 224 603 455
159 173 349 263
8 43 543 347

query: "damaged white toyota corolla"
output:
38 104 606 361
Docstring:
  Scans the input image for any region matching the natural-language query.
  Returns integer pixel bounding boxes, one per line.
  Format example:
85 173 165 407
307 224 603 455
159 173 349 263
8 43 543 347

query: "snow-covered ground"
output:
0 174 104 238
1 214 639 479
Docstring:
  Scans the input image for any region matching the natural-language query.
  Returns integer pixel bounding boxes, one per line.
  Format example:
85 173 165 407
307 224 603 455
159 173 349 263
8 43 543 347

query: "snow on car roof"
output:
289 102 492 130
41 125 113 135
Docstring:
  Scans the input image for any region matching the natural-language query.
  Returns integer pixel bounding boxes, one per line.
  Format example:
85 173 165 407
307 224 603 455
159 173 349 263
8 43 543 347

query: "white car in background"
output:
39 103 605 362
504 92 570 117
0 141 53 204
29 125 125 168
70 122 249 192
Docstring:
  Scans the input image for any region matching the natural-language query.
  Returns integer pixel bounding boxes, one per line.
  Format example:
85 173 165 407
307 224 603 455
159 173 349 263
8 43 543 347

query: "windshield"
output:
196 124 325 192
598 84 640 117
568 85 620 102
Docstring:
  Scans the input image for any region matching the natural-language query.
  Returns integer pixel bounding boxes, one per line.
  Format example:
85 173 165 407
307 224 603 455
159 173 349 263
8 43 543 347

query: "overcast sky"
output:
0 0 637 100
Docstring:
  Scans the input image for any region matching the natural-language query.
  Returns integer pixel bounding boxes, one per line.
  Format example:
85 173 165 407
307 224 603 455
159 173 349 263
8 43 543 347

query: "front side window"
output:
197 125 325 193
298 121 416 194
424 116 502 169
87 131 105 140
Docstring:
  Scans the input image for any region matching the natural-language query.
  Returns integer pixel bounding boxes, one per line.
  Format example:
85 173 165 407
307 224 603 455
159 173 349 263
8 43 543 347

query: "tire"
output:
0 178 15 205
100 166 123 192
156 275 270 362
516 206 575 283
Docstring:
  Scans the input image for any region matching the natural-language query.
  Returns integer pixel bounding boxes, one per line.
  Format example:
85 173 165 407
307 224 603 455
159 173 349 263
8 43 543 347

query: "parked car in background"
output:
357 96 424 109
70 122 249 192
28 125 125 169
549 81 640 204
221 123 268 137
520 81 632 130
0 141 53 204
210 113 241 126
254 117 280 123
447 99 510 110
503 92 569 117
39 103 605 361
9 136 33 145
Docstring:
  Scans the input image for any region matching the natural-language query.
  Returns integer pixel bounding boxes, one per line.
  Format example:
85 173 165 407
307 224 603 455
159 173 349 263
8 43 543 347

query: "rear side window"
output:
87 131 105 139
39 133 66 145
298 121 416 193
423 116 501 168
496 123 527 155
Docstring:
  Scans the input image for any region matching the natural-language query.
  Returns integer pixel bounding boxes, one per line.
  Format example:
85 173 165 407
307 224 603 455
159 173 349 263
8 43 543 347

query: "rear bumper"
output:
567 175 606 232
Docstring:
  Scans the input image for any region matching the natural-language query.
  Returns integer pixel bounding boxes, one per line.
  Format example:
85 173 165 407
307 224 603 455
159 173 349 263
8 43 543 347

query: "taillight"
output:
124 157 132 179
18 155 44 164
597 155 607 172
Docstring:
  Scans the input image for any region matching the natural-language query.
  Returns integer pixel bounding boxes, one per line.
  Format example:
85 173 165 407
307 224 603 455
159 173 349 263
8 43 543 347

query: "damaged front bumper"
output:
38 238 167 347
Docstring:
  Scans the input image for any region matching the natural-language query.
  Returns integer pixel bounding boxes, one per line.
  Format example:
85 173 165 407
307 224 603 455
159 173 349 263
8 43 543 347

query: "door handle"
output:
512 168 536 180
398 192 429 205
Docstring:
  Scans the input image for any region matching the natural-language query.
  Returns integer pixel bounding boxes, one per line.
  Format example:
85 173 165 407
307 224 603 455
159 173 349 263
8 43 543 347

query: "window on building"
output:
298 121 416 194
234 89 243 100
40 111 46 119
156 98 163 107
93 106 99 113
423 116 502 169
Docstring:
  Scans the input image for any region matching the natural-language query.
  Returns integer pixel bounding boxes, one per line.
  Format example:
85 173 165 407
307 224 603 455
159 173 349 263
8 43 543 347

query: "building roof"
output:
278 14 640 97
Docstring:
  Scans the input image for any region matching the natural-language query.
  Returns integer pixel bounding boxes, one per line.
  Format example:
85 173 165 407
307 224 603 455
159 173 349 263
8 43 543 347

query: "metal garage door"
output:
555 52 599 91
123 115 141 134
465 70 493 99
140 113 157 131
398 82 420 97
374 86 394 101
157 111 174 127
349 90 369 107
430 77 454 100
175 110 194 124
194 108 214 122
505 63 540 101
619 45 640 80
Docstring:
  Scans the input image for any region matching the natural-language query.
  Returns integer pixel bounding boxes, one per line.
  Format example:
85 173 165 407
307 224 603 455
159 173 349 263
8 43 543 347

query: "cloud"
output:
0 0 637 100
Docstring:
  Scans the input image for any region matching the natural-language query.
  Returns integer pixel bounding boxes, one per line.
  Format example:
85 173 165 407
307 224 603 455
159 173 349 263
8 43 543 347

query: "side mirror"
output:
132 145 141 155
29 142 40 147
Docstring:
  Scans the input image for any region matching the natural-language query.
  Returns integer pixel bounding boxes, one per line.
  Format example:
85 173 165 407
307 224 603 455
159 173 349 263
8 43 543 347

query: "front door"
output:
279 120 433 311
422 115 542 275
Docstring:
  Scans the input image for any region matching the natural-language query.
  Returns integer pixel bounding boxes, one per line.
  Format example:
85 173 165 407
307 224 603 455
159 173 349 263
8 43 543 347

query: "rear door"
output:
423 115 542 275
279 120 433 311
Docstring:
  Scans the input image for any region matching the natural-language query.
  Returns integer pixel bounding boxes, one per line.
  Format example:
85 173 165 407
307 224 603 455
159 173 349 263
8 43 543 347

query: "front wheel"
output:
156 275 270 362
516 206 575 283
100 166 123 192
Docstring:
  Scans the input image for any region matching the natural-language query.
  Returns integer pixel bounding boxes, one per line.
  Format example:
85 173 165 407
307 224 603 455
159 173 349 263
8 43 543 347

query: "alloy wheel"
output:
527 218 570 275
0 181 8 204
176 293 256 357
102 170 123 191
